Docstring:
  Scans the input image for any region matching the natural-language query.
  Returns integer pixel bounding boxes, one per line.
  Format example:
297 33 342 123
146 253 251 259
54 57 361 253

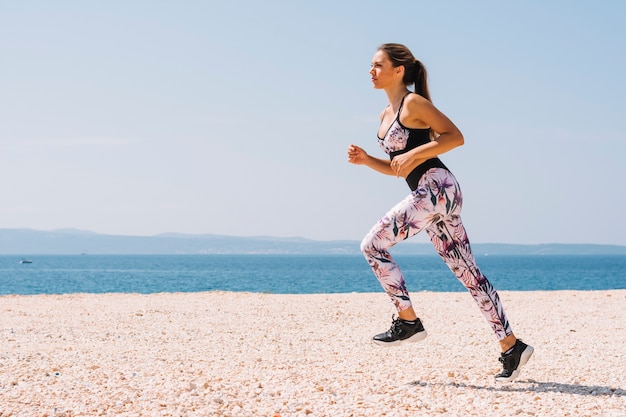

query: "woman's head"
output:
376 43 431 102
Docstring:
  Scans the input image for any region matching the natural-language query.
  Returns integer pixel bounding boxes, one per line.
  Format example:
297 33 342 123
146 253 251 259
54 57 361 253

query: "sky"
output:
1 0 625 245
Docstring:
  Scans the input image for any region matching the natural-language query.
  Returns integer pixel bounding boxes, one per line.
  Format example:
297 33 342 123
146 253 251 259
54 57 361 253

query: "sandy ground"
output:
1 290 625 417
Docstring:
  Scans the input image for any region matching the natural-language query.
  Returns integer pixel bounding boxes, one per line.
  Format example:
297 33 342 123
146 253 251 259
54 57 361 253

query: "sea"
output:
1 254 625 296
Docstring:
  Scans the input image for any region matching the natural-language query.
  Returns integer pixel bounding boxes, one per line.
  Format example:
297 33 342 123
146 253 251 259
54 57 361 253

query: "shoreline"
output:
2 290 625 416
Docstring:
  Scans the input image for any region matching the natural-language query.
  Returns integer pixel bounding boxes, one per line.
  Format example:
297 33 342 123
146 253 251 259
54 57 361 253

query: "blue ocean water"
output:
0 254 625 296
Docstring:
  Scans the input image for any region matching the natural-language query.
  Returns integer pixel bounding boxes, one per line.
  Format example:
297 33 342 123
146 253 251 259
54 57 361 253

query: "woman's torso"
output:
377 93 449 190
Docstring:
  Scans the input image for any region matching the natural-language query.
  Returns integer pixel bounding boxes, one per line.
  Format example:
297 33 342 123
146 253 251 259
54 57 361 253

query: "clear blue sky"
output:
1 1 625 245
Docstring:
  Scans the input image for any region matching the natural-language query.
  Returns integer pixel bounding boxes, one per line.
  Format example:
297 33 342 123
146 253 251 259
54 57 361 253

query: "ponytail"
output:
409 59 431 102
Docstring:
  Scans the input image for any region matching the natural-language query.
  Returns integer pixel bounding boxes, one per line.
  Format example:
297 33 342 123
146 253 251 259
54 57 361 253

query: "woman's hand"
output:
390 152 417 178
347 144 369 165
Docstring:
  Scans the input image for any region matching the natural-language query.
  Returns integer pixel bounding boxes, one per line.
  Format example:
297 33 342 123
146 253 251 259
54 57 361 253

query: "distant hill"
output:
1 228 625 255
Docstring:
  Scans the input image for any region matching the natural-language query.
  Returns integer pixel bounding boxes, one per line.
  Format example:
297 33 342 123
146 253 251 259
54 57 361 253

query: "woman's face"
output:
370 50 402 89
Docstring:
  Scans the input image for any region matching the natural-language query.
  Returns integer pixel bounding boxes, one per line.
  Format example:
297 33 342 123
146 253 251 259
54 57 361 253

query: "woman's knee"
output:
360 234 375 255
360 229 385 256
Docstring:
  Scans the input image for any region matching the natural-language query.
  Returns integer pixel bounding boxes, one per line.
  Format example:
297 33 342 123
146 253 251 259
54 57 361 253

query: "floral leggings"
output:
360 168 513 340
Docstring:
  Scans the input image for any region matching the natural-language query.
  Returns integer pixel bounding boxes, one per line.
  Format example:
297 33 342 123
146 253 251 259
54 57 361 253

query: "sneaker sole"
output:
372 330 428 347
495 345 534 382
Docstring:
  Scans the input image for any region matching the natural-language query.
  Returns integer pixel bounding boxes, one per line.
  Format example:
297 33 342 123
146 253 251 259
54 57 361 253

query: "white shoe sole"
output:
495 345 534 382
372 330 428 347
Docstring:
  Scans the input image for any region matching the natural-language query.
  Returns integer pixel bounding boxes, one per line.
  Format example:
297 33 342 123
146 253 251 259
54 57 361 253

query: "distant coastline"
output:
1 228 625 255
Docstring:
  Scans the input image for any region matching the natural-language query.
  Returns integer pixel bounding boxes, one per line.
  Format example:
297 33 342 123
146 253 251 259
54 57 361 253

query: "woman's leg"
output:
359 192 423 314
360 168 462 314
426 217 514 341
421 173 533 380
361 168 532 378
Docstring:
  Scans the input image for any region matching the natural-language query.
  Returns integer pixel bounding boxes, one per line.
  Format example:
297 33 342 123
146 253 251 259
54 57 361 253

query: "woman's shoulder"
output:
402 92 434 117
400 93 432 129
404 92 429 106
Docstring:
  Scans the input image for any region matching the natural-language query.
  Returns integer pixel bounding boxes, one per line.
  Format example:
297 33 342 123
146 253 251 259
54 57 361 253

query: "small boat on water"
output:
19 259 33 264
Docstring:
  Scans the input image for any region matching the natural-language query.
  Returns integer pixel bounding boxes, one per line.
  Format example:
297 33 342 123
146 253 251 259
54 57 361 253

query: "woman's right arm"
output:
347 144 395 176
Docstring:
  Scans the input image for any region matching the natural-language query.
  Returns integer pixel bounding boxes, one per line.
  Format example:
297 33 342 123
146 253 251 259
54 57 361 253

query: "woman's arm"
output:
348 144 393 175
348 144 429 176
390 94 464 177
347 108 397 176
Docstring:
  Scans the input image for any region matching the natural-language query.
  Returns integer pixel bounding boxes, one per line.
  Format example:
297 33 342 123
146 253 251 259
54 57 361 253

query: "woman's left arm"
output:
391 95 464 177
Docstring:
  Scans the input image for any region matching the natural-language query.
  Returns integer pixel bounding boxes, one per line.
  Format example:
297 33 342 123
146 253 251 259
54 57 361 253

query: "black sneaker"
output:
372 316 428 346
495 339 534 382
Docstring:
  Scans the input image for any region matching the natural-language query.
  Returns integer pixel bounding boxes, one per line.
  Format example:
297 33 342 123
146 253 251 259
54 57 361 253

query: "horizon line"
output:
1 227 625 248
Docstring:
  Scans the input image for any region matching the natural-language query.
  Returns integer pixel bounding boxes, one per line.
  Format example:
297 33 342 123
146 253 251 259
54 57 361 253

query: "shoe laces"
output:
499 352 515 368
388 315 404 335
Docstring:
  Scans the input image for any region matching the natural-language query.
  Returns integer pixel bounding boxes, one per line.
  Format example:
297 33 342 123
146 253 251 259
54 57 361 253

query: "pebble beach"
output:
1 290 625 416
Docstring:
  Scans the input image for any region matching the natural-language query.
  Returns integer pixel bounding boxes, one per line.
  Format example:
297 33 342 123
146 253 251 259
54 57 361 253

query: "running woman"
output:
347 43 533 382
